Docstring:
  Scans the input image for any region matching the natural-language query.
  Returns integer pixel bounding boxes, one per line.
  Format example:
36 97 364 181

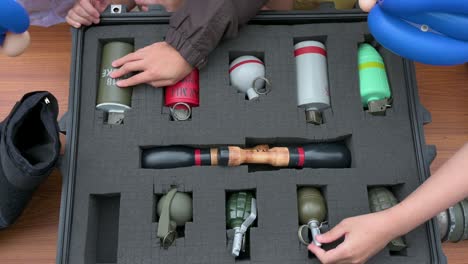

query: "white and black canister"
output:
294 40 330 125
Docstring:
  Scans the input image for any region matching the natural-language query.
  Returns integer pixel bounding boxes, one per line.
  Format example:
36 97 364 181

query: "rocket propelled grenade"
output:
141 143 351 169
358 44 392 115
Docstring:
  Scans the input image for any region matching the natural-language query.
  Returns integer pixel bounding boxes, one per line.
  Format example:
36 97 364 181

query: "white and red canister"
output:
294 41 330 124
165 69 200 121
229 55 271 100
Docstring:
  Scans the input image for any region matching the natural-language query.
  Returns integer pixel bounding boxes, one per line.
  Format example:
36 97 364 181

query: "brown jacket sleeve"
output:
165 0 268 68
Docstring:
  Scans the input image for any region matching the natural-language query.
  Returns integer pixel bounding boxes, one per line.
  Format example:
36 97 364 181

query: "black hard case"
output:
57 5 445 264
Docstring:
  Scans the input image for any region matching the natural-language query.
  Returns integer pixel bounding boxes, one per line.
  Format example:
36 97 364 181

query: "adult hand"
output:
359 0 377 12
308 210 401 264
66 0 111 28
135 0 184 12
110 41 193 88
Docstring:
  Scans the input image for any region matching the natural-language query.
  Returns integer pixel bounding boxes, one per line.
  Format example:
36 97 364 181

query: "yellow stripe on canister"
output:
359 61 385 71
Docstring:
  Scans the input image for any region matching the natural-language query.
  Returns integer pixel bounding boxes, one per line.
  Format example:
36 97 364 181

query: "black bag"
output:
0 91 60 229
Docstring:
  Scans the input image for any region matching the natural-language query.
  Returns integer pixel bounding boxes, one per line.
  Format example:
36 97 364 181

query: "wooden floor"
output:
0 24 467 263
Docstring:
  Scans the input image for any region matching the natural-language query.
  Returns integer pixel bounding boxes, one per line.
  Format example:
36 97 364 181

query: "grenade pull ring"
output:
232 198 257 257
298 220 327 246
170 102 192 121
252 76 272 95
297 187 327 248
162 229 177 249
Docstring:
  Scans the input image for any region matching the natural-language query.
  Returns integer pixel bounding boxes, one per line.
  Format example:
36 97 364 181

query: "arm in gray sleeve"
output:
165 0 268 68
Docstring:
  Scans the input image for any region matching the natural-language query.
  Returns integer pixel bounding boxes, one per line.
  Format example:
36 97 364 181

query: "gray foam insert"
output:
66 22 433 264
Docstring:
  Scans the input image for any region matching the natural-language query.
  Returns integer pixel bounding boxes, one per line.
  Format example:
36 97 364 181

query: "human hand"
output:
135 0 184 12
110 41 193 88
359 0 377 12
66 0 111 28
308 211 401 264
0 31 30 57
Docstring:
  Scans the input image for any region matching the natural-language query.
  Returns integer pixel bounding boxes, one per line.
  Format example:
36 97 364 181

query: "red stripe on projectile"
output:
294 46 327 57
229 60 264 73
194 149 201 166
297 147 305 167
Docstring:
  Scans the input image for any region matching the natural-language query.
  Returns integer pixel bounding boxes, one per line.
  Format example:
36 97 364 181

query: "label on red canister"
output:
165 69 200 108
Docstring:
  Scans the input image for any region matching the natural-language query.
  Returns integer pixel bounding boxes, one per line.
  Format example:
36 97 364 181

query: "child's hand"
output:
359 0 377 12
0 31 31 57
110 41 193 88
308 211 400 264
66 0 111 28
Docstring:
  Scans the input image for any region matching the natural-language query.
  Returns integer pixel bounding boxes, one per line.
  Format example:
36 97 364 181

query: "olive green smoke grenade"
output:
96 41 134 124
297 187 327 247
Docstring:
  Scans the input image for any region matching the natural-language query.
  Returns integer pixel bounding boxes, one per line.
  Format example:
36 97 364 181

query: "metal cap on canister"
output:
305 110 323 125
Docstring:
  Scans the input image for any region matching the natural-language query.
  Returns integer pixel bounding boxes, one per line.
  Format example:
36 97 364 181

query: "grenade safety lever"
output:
232 198 257 257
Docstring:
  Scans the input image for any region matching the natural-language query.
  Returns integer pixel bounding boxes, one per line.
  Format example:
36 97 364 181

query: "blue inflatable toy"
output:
368 0 468 66
0 0 30 56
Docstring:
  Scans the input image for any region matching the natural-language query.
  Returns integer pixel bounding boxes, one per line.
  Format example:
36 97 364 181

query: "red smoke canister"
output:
165 69 200 121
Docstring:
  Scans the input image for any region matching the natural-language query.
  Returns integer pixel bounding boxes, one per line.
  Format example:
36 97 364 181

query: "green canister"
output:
358 43 392 114
96 41 134 114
